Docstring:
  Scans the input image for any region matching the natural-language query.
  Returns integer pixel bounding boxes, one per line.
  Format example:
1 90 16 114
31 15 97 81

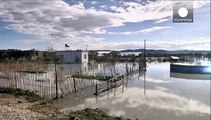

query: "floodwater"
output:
54 62 211 120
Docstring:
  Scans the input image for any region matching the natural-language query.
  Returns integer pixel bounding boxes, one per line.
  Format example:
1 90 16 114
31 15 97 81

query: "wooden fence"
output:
0 72 97 100
0 62 144 100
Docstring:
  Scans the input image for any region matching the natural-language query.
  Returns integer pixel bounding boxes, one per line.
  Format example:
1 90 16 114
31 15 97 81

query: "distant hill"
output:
167 50 210 54
119 49 210 54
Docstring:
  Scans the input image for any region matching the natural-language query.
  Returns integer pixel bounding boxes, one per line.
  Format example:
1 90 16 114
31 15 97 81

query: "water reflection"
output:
111 88 210 114
60 87 210 119
56 63 210 120
54 63 89 74
170 72 211 80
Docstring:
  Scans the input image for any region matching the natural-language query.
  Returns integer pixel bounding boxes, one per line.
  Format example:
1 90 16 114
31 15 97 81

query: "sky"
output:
0 0 210 51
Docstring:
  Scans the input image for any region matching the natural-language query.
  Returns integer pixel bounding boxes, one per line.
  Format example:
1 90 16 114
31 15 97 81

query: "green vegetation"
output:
69 108 123 120
89 51 120 63
72 74 112 81
17 65 46 74
42 52 64 64
0 87 41 102
0 49 64 64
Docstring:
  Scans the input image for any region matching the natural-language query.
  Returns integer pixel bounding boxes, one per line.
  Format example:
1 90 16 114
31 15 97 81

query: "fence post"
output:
55 63 58 99
73 76 77 92
95 83 98 96
107 80 109 90
14 71 17 88
126 62 129 75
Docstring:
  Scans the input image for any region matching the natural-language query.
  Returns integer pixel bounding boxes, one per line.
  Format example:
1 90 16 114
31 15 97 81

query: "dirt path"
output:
0 94 68 120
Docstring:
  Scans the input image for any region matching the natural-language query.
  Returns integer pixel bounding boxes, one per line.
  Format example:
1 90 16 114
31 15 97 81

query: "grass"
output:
72 74 112 81
69 108 123 120
0 87 41 102
0 62 47 74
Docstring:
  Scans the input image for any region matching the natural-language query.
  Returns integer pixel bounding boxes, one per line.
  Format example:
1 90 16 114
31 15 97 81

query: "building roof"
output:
55 50 88 53
119 51 142 56
170 56 180 59
97 50 111 56
97 51 111 54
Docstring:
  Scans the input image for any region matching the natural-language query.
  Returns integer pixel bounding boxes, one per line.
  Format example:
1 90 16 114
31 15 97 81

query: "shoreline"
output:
0 93 68 120
0 93 124 120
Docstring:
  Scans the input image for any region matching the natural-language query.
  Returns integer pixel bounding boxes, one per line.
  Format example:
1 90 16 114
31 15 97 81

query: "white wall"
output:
56 51 89 64
81 51 89 63
119 52 142 56
56 51 81 63
97 51 111 56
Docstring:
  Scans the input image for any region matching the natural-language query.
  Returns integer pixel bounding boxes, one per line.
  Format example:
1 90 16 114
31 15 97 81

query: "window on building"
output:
84 54 86 59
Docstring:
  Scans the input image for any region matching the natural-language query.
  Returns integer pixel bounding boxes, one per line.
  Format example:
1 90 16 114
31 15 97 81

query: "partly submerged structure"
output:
170 62 211 80
97 50 111 57
169 56 180 62
56 50 88 64
119 51 142 56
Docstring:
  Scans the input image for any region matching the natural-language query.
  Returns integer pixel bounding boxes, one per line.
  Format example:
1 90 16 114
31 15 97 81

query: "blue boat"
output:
170 64 211 74
170 63 211 80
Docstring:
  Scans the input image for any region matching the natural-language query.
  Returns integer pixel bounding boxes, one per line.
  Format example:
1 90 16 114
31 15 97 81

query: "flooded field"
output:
0 62 139 99
54 62 210 120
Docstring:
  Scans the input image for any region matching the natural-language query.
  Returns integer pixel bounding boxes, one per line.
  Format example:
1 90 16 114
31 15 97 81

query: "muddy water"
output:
54 62 210 120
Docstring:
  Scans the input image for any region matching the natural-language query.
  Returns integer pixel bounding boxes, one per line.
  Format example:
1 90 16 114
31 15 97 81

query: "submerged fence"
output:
0 71 97 100
0 62 143 100
94 68 142 96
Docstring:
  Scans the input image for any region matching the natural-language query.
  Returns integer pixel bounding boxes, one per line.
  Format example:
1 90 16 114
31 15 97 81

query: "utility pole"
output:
144 40 146 69
86 44 88 51
144 71 146 95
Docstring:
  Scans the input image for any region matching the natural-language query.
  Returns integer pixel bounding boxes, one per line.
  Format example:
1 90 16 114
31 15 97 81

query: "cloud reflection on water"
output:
59 63 210 119
61 86 210 118
111 87 210 115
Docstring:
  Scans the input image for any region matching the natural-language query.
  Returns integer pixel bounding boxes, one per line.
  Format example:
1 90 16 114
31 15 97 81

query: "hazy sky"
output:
0 0 210 51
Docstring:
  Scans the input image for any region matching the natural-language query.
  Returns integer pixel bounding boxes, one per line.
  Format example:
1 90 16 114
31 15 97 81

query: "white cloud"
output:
62 86 210 117
144 78 171 83
100 5 107 9
0 0 209 50
111 87 210 115
110 6 126 13
86 37 210 50
13 39 47 46
154 18 172 23
103 26 172 35
155 86 169 91
138 26 172 34
91 1 97 5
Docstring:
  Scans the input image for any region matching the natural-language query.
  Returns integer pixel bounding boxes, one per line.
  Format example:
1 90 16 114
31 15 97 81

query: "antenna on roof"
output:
86 44 88 51
65 44 70 51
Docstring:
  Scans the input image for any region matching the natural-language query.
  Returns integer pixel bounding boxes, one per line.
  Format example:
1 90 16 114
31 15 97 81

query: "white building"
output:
56 50 89 64
97 50 111 57
119 51 142 56
170 56 180 60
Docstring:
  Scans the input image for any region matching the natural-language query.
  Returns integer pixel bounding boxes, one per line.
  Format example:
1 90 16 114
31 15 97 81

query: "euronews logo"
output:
173 2 193 23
